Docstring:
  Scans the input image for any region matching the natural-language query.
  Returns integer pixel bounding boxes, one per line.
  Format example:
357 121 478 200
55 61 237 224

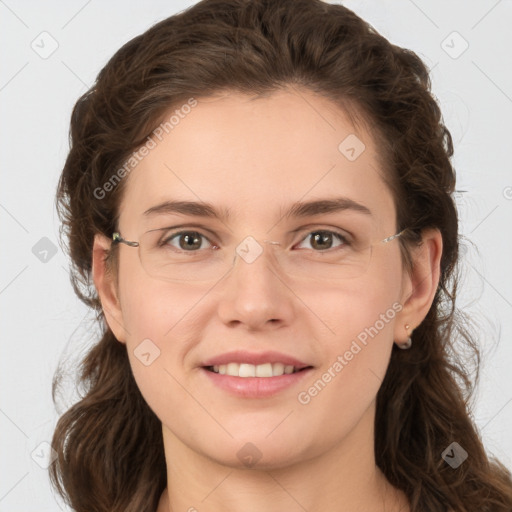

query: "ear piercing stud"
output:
397 323 412 350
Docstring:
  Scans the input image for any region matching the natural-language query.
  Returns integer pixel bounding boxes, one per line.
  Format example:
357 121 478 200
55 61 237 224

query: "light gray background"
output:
1 0 511 510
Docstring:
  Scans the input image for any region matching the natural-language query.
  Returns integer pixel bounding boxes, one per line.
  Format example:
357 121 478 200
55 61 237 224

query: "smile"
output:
205 362 306 377
201 365 313 398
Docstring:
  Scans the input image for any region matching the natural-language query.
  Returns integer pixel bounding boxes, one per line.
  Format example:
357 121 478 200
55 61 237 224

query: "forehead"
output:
118 88 396 233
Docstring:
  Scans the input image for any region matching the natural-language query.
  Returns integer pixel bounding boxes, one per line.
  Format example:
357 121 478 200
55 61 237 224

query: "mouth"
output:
199 350 314 397
204 362 312 377
201 362 314 398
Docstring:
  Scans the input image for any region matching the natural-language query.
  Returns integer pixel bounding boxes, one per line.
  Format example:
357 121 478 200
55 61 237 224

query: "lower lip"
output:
201 367 313 398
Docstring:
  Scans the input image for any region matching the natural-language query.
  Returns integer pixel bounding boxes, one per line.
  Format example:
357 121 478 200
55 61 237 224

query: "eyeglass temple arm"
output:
382 228 406 244
112 232 139 247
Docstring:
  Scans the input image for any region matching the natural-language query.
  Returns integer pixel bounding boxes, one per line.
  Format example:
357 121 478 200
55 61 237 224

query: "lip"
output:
201 366 314 398
199 350 314 398
200 350 311 369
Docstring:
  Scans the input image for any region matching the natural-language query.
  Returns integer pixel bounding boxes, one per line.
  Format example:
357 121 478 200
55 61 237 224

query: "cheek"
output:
118 278 204 423
299 273 400 390
293 282 398 444
118 257 205 341
302 272 399 348
117 272 197 380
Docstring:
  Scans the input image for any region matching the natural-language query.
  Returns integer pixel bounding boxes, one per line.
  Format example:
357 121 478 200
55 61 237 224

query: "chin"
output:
211 444 308 471
196 430 315 471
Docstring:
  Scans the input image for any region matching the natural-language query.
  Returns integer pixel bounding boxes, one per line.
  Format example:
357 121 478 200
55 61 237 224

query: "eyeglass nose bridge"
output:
230 237 283 268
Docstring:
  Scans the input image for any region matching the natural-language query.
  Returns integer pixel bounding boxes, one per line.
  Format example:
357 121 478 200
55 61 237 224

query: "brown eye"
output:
296 230 349 251
161 231 212 251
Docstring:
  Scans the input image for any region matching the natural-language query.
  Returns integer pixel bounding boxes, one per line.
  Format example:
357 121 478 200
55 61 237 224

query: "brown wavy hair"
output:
51 0 512 510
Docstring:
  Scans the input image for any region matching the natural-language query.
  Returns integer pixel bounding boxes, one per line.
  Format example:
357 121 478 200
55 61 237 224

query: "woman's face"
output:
102 88 413 469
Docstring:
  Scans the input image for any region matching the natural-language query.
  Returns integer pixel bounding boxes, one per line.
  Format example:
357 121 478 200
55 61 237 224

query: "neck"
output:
157 402 409 512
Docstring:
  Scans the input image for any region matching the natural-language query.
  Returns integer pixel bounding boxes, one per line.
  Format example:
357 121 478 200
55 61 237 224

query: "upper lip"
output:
201 350 312 369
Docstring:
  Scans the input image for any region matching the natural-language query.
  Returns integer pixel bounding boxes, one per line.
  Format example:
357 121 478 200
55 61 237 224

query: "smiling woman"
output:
51 1 512 512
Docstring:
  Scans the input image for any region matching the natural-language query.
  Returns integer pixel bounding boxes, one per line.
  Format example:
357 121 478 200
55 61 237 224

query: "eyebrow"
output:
143 197 372 221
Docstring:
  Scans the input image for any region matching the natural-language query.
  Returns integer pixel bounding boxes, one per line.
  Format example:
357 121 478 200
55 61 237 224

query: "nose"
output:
215 237 294 330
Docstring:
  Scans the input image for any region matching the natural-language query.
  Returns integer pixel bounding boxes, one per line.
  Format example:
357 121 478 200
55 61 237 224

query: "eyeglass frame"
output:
110 227 407 280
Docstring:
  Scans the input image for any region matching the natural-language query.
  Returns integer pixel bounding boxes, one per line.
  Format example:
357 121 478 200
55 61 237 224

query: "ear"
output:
92 233 127 344
394 228 443 344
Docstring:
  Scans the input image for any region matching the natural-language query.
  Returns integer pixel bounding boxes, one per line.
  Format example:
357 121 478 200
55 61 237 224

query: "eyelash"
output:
158 227 352 252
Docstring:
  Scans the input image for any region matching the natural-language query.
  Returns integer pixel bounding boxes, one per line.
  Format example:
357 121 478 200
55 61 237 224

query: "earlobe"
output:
92 233 127 343
394 228 443 345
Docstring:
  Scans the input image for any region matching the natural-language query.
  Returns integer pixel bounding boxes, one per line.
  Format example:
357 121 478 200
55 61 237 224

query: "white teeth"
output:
239 363 256 377
255 363 272 377
211 362 301 377
227 362 240 376
273 362 284 375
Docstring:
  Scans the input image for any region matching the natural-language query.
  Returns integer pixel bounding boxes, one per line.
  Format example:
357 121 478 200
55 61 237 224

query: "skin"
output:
93 87 442 512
